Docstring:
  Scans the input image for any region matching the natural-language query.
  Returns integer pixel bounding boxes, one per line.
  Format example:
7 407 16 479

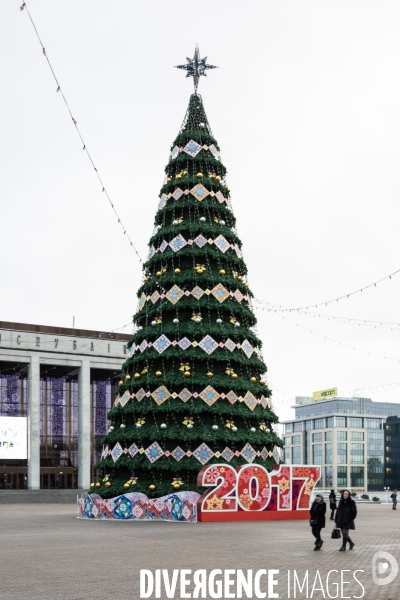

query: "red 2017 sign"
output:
197 464 321 522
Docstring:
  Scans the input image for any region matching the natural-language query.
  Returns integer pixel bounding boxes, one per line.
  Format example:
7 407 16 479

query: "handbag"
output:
309 518 317 526
331 527 341 539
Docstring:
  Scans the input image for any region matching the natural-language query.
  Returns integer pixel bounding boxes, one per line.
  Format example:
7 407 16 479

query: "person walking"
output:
335 489 357 551
390 489 398 510
329 489 337 520
310 494 326 550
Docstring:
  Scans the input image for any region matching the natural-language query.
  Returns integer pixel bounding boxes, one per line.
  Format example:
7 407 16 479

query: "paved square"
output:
0 503 399 599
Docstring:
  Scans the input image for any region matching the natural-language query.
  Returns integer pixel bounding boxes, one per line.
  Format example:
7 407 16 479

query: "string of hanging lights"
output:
255 267 400 312
19 1 143 263
269 311 400 363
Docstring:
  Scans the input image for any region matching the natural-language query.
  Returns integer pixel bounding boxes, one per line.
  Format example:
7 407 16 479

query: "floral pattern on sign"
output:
237 465 270 511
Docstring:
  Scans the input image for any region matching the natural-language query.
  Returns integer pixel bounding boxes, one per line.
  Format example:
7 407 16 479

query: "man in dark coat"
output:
335 489 357 551
309 494 326 550
329 489 337 520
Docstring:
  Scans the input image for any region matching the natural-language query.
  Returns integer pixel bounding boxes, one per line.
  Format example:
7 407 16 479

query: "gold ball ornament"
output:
95 482 101 488
250 376 257 383
167 177 171 182
105 482 112 488
124 483 130 489
125 374 131 380
237 276 243 281
231 373 238 379
156 371 162 377
149 484 156 491
90 483 95 487
174 268 181 274
219 269 226 275
224 185 229 189
143 276 149 282
134 373 141 379
184 371 191 378
216 175 221 181
176 174 182 179
207 371 213 378
173 483 181 490
156 271 162 277
119 380 124 385
245 283 249 287
196 172 203 178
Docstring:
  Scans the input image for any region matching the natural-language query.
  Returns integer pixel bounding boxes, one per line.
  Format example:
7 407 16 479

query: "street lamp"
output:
384 487 389 503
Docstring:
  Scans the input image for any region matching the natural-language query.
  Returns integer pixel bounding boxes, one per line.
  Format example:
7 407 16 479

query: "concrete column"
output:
78 359 91 489
28 354 40 490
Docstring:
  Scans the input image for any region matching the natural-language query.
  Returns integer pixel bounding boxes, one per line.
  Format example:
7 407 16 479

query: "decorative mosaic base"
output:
77 491 200 522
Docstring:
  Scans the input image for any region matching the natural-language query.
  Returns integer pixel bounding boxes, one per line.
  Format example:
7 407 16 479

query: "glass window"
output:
285 423 293 434
337 466 347 487
335 417 346 427
292 446 301 463
325 466 333 488
326 417 334 428
305 420 312 431
312 433 322 442
314 418 324 429
325 443 332 464
337 431 347 441
293 422 303 432
292 435 301 444
284 447 291 464
284 437 290 446
349 417 363 428
325 431 332 441
350 467 364 487
337 442 347 464
365 419 381 429
313 444 323 464
350 443 364 464
351 431 364 441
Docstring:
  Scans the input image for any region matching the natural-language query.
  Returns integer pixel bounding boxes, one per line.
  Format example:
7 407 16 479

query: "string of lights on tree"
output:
19 1 143 263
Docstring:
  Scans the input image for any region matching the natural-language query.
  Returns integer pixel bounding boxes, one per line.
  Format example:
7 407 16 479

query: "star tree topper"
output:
175 45 218 91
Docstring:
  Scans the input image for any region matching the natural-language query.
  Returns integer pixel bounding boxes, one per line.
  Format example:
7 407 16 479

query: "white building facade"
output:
0 321 130 490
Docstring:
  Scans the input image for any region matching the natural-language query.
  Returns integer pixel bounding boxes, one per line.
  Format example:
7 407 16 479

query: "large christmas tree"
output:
93 47 282 499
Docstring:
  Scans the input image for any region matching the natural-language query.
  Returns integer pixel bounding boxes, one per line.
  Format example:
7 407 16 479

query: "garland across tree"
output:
93 91 283 499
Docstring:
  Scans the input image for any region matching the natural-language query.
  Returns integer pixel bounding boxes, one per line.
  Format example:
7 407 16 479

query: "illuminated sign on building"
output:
312 387 338 401
0 417 27 459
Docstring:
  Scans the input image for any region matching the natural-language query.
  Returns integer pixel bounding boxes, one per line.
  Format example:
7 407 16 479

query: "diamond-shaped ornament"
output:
171 446 186 462
169 234 187 252
178 337 191 351
183 139 202 157
139 340 148 353
199 335 218 355
193 443 214 465
243 391 257 412
260 395 270 409
111 442 123 463
151 385 170 405
166 285 184 304
194 234 207 248
273 445 282 464
226 390 237 404
199 385 220 406
209 144 218 157
119 390 130 408
158 194 168 210
135 388 145 402
171 145 179 159
221 447 234 462
128 443 139 458
241 339 254 359
215 191 225 203
214 235 230 253
225 339 236 352
153 335 171 354
190 184 209 201
260 447 269 461
241 443 256 464
145 442 164 463
233 289 244 303
211 283 229 303
172 188 184 200
150 290 160 304
178 388 192 402
191 286 204 300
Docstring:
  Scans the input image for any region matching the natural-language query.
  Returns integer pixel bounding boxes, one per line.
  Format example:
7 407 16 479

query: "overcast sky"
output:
1 1 400 421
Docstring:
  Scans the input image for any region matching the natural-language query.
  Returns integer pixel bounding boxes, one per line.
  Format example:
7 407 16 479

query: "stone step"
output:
0 490 87 503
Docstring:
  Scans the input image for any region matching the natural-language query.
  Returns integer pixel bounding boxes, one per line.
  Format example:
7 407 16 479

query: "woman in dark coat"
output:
335 489 357 551
329 489 337 520
309 494 326 550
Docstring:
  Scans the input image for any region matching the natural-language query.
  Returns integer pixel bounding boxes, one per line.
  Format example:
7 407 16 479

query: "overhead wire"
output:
19 1 143 263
